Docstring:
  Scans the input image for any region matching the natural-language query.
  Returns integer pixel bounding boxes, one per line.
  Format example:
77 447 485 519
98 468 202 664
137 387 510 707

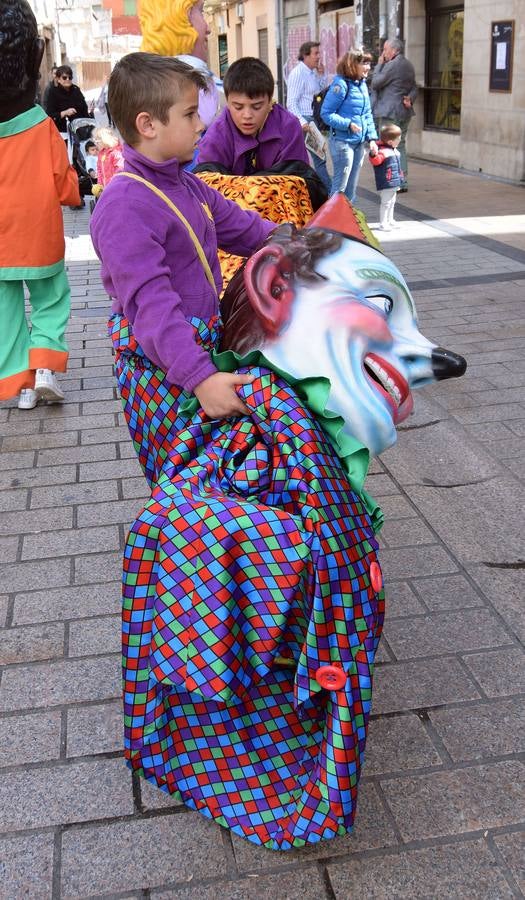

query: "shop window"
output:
218 34 228 78
258 28 269 66
425 3 464 131
235 22 243 58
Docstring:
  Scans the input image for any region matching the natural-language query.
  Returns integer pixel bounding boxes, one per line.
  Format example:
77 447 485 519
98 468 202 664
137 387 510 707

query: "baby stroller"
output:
66 117 95 200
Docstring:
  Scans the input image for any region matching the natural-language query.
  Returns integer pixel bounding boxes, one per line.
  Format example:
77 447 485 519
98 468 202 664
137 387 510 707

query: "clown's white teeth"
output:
366 357 402 407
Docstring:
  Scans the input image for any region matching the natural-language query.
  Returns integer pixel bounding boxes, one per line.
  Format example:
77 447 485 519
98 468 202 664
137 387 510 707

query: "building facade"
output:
412 0 523 183
204 0 525 183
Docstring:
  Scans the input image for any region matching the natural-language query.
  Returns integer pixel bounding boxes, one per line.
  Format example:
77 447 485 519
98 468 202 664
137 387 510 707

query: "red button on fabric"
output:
315 665 347 691
370 560 383 593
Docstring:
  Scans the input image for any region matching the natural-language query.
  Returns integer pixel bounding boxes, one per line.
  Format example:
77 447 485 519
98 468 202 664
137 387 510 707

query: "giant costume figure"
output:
116 194 466 849
0 0 79 400
138 0 221 128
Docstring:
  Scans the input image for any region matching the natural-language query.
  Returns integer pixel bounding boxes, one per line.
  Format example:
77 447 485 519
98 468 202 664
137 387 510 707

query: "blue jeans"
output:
303 115 331 192
328 138 366 204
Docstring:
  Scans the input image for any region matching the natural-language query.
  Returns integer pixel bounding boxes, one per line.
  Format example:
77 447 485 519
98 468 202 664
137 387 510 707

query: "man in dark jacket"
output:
371 38 417 191
43 64 88 135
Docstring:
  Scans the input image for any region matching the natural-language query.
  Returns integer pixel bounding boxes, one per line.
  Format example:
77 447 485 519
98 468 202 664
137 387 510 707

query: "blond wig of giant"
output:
138 0 198 56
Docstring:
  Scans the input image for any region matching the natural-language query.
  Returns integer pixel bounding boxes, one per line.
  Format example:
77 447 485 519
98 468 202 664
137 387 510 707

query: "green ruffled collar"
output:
0 105 47 138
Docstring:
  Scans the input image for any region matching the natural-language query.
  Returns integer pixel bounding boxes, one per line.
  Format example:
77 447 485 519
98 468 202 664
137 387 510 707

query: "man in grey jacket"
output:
371 38 417 191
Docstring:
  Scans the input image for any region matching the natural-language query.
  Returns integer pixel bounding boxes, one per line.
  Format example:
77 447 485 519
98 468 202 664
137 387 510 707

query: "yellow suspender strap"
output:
115 171 217 293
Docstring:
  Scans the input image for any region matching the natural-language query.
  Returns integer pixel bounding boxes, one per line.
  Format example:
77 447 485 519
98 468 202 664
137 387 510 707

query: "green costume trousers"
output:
0 267 70 399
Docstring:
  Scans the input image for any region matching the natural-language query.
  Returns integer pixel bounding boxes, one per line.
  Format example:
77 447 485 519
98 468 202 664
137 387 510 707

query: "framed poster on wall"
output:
489 20 514 92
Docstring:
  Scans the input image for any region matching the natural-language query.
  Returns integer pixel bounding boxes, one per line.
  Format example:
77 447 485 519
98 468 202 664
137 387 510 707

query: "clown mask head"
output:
220 195 466 457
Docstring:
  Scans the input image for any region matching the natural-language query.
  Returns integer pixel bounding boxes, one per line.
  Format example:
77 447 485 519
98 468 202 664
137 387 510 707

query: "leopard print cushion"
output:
196 172 314 291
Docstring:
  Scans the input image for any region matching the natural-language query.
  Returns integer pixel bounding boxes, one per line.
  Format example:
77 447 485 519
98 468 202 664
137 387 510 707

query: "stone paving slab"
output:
403 476 525 565
1 557 71 595
364 713 442 774
464 564 525 644
381 581 425 617
0 534 20 564
494 832 525 894
410 572 485 611
0 710 62 767
461 647 525 698
0 463 78 492
139 777 186 812
1 160 524 898
0 758 133 832
373 657 481 713
60 814 229 898
29 478 119 510
0 622 65 665
66 700 122 757
0 832 55 900
0 595 8 627
428 698 525 761
2 430 79 452
0 655 121 712
327 839 517 900
383 607 512 659
151 868 330 899
11 583 120 625
21 523 120 560
68 613 120 657
380 759 525 841
74 549 122 584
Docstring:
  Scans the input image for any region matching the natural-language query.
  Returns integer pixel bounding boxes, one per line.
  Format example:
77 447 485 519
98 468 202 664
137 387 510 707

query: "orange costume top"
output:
0 105 80 279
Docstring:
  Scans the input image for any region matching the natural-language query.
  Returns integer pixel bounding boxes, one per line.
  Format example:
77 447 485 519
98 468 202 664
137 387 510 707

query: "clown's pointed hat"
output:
306 192 382 251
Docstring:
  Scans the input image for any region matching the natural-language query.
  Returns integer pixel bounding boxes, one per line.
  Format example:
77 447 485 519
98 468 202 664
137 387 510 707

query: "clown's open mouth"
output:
364 353 413 423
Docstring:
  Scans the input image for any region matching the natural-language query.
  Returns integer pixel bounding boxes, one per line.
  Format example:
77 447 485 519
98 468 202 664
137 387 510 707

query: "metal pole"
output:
308 0 317 40
275 0 285 104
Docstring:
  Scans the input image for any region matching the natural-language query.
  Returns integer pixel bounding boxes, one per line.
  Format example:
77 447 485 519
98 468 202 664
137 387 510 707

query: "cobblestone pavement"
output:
1 161 524 899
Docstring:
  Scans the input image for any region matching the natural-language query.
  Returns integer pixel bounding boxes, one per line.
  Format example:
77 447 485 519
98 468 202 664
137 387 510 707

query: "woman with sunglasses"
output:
43 65 89 136
320 49 378 204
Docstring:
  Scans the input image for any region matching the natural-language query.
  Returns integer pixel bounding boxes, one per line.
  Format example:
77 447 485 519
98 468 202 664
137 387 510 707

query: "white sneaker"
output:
34 368 65 403
18 388 39 410
378 224 392 232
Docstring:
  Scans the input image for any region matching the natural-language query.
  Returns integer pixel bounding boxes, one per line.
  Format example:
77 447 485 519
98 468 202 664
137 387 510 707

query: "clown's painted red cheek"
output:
331 303 392 344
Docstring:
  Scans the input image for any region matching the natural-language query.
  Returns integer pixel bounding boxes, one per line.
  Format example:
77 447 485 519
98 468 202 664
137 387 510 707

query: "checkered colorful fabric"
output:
110 313 384 850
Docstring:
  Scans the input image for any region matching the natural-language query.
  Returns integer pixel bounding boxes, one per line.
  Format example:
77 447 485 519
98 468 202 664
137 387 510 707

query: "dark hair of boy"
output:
84 140 96 153
108 52 207 146
298 41 320 61
380 123 402 143
223 57 274 100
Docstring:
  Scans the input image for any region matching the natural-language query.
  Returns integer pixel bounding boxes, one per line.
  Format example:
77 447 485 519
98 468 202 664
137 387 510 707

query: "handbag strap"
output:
115 171 217 293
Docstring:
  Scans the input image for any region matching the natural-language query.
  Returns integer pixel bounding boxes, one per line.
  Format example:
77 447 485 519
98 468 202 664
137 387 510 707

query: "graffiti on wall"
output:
283 12 356 83
283 24 311 81
320 13 356 76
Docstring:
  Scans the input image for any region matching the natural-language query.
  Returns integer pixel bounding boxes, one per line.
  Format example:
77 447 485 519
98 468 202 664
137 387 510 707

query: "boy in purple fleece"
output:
195 57 309 175
90 53 274 418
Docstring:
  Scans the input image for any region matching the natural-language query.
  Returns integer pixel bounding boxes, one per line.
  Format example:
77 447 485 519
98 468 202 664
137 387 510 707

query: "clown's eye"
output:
368 296 393 315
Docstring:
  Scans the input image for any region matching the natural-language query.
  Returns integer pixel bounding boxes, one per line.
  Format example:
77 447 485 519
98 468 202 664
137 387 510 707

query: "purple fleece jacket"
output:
196 103 309 174
90 145 273 393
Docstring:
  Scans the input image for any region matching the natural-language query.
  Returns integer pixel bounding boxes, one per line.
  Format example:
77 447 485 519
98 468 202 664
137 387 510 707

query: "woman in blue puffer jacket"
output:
321 49 378 203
